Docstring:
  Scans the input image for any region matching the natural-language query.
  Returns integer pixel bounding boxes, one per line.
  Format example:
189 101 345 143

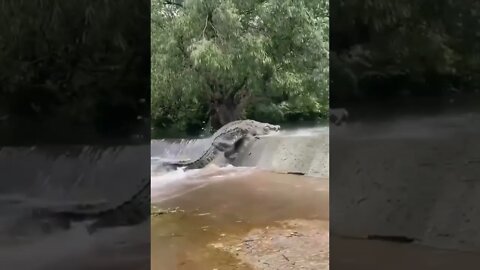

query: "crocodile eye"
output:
264 126 270 132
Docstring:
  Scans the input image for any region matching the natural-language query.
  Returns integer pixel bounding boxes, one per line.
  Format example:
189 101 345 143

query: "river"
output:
151 167 329 270
150 125 330 270
0 145 150 270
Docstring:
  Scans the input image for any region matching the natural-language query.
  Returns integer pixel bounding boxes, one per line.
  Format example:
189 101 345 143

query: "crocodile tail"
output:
44 178 150 235
159 160 191 170
85 178 150 233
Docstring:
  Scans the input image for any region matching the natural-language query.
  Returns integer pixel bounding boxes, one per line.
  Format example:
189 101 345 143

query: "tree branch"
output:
164 1 183 8
236 90 251 110
202 15 208 38
234 77 248 93
177 36 217 99
224 77 248 100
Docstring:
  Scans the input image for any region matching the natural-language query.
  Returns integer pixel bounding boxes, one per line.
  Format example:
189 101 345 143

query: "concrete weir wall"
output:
0 145 149 203
331 122 480 252
227 133 329 178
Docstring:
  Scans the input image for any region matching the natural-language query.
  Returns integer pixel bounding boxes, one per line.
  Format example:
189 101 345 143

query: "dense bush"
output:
0 0 150 144
151 0 329 136
330 1 480 104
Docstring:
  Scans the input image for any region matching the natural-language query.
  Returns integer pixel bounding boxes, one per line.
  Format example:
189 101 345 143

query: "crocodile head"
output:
235 119 281 137
213 119 280 139
213 120 280 163
213 120 280 149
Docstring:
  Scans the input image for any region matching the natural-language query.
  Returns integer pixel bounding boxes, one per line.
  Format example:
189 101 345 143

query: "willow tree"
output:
0 0 150 143
330 0 480 102
152 0 328 130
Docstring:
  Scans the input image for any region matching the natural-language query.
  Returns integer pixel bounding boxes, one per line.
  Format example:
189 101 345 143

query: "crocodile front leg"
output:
224 148 239 162
224 134 258 162
214 140 237 162
212 140 233 152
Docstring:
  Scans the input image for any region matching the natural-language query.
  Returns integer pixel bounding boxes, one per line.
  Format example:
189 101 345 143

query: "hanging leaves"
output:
152 0 329 132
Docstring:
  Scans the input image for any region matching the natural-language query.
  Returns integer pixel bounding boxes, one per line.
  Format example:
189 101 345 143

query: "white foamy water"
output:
151 164 257 204
0 145 150 269
277 126 329 137
333 112 480 140
0 191 148 270
0 207 148 270
150 126 329 204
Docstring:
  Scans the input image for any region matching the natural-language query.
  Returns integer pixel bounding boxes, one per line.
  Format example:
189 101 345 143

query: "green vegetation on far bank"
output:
1 0 150 144
151 0 329 137
330 1 480 105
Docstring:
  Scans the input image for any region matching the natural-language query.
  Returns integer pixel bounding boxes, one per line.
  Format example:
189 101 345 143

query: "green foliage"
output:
151 0 329 135
1 0 150 143
331 0 480 102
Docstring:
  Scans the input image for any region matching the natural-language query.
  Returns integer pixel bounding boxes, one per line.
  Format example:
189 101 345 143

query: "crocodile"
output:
16 120 279 235
22 177 150 235
160 119 280 170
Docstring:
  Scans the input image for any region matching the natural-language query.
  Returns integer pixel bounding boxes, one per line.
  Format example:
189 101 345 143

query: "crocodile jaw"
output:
264 123 280 132
251 122 281 136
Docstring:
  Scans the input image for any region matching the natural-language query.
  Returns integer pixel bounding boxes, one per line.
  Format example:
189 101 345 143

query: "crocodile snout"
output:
268 124 280 131
263 124 280 133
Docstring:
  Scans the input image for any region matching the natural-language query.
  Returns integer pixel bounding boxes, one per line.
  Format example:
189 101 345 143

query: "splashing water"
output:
151 164 257 204
0 145 150 270
150 124 330 204
0 220 148 270
276 126 329 137
332 112 480 140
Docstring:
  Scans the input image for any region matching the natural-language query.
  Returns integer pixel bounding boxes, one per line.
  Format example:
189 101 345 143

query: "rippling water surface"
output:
0 145 149 270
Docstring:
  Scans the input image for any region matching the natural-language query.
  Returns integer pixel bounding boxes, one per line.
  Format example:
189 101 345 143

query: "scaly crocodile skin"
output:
162 119 280 170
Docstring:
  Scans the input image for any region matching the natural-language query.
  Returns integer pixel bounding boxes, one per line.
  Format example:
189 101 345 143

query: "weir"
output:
0 145 149 203
151 138 211 160
0 145 150 269
230 128 329 178
331 112 480 253
150 125 330 269
153 113 480 259
151 126 329 178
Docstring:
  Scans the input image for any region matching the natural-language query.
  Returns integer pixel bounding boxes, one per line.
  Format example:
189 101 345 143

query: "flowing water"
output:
331 100 480 269
150 105 480 269
151 167 329 270
150 125 330 270
150 125 328 166
0 145 149 270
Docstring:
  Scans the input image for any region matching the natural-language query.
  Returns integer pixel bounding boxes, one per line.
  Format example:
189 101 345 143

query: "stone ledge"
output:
223 134 329 178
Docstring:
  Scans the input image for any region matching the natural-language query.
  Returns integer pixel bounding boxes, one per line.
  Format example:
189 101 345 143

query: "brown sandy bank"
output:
151 170 329 270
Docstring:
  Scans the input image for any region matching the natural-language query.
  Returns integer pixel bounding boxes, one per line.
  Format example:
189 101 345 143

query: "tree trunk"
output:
209 89 250 130
209 101 241 130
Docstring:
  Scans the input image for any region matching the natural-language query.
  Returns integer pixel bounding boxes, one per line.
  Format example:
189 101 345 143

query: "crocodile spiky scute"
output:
164 127 249 169
161 120 280 170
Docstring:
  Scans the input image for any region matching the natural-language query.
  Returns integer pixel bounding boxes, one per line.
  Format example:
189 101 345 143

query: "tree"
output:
0 0 150 144
152 0 329 132
330 0 480 104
